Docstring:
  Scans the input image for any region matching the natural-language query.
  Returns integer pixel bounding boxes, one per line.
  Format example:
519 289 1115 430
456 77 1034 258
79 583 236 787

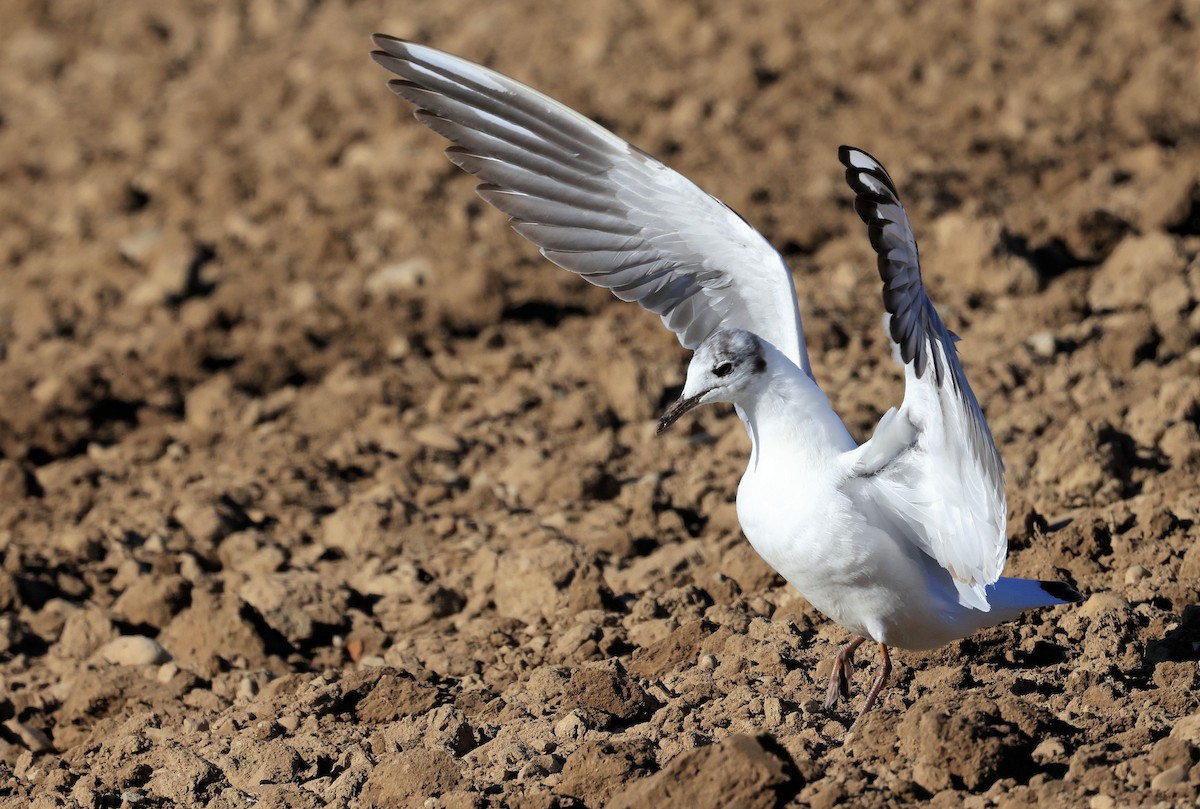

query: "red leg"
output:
824 636 867 710
850 643 892 730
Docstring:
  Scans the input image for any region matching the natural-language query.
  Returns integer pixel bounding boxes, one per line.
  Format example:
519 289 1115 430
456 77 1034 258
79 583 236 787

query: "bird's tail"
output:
985 577 1083 622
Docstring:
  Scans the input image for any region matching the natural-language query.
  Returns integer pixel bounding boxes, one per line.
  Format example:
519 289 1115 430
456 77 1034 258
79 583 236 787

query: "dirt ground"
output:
2 0 1200 806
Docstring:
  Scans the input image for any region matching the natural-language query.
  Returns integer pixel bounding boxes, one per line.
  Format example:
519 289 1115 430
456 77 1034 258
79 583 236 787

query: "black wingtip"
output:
1040 580 1084 604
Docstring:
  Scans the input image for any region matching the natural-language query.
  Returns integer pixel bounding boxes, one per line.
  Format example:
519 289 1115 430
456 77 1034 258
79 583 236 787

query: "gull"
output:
369 36 1083 727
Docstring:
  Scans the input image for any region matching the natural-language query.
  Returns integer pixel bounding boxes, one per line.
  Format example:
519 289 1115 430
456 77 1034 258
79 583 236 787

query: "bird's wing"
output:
839 146 1006 612
370 36 811 374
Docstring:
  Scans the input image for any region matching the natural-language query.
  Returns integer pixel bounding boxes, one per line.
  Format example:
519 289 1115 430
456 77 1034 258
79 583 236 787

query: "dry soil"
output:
2 0 1200 807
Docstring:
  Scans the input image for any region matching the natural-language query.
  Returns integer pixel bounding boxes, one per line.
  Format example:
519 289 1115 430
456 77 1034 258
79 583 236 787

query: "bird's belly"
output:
736 471 954 647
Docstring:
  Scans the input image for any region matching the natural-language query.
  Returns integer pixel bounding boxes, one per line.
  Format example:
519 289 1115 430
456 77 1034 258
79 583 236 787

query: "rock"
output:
609 734 799 809
145 743 228 804
98 636 171 666
0 571 19 612
557 737 657 803
1087 232 1185 312
1027 331 1057 358
157 590 269 677
1078 593 1130 619
2 719 53 753
112 575 190 630
366 258 433 294
1169 712 1200 746
554 711 587 741
898 695 1036 792
354 672 439 722
238 570 350 647
560 660 658 728
1123 566 1149 586
359 749 461 807
55 608 117 660
1149 763 1187 790
411 423 462 453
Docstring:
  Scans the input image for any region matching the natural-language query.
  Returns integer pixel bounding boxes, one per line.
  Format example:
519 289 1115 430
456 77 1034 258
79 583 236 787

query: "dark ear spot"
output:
754 355 767 373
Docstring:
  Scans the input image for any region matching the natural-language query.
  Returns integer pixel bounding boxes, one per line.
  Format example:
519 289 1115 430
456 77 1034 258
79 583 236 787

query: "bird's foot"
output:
848 643 892 732
823 636 866 710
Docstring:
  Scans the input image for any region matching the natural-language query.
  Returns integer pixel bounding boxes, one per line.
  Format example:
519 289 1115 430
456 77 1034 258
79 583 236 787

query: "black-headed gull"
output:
370 36 1083 727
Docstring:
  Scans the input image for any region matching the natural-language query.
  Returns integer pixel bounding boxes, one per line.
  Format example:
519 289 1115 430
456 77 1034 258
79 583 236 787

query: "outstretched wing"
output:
370 36 811 374
839 146 1006 612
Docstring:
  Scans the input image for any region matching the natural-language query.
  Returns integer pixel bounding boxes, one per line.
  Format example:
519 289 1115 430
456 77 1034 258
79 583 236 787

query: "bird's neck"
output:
736 350 857 472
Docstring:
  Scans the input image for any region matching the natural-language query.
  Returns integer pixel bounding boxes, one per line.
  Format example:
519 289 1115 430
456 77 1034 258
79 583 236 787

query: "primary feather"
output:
839 146 1006 611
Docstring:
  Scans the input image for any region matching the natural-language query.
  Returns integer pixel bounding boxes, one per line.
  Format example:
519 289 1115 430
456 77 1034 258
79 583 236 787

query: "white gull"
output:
370 36 1083 727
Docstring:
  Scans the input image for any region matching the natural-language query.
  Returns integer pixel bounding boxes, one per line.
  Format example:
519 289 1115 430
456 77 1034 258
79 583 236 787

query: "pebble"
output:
698 654 718 670
1027 331 1057 357
366 257 432 293
554 711 587 741
763 697 783 727
182 717 210 734
1078 592 1130 618
3 719 53 753
99 636 171 666
156 662 180 683
237 677 258 701
1170 712 1200 745
1123 565 1149 585
412 424 462 453
1150 763 1187 790
1032 738 1065 764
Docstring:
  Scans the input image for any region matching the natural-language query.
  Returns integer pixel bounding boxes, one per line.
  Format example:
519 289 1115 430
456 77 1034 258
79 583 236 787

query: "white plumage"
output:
371 37 1081 726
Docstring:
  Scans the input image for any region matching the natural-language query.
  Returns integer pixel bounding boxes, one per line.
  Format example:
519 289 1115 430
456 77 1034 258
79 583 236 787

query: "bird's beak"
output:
657 394 703 434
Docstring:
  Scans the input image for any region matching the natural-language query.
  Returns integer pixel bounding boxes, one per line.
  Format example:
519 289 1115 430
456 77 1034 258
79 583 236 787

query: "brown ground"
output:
2 0 1200 806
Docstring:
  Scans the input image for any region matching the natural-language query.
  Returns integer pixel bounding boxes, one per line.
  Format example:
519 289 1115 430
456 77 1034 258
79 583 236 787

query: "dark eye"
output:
713 362 733 377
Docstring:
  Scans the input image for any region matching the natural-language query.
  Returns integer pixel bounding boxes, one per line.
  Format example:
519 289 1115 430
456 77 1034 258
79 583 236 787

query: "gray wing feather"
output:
840 145 1006 610
371 36 811 374
840 146 1003 484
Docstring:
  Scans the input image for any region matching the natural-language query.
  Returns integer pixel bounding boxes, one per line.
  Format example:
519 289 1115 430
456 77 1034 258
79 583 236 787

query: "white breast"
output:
735 458 953 647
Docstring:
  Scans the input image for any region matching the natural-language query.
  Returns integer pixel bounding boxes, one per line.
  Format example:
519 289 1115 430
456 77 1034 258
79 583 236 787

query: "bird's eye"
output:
713 362 733 377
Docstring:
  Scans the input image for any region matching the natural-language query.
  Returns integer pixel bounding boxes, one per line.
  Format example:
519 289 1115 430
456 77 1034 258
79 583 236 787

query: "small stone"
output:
1170 713 1200 745
3 719 53 753
278 714 301 733
1124 565 1149 585
118 227 163 265
763 697 784 727
1027 331 1057 358
411 424 461 453
386 336 411 360
237 677 258 701
156 662 180 683
1088 796 1116 809
367 258 433 293
1078 592 1129 618
1032 738 1065 764
99 635 170 666
698 654 718 670
1150 763 1187 790
554 711 587 741
182 717 209 734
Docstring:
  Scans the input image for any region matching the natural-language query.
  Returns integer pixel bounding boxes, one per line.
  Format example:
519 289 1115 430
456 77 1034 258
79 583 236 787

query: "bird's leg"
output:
824 636 867 710
850 643 892 731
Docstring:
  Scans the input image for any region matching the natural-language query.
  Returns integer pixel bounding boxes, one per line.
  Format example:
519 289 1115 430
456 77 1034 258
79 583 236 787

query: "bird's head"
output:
658 329 769 433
